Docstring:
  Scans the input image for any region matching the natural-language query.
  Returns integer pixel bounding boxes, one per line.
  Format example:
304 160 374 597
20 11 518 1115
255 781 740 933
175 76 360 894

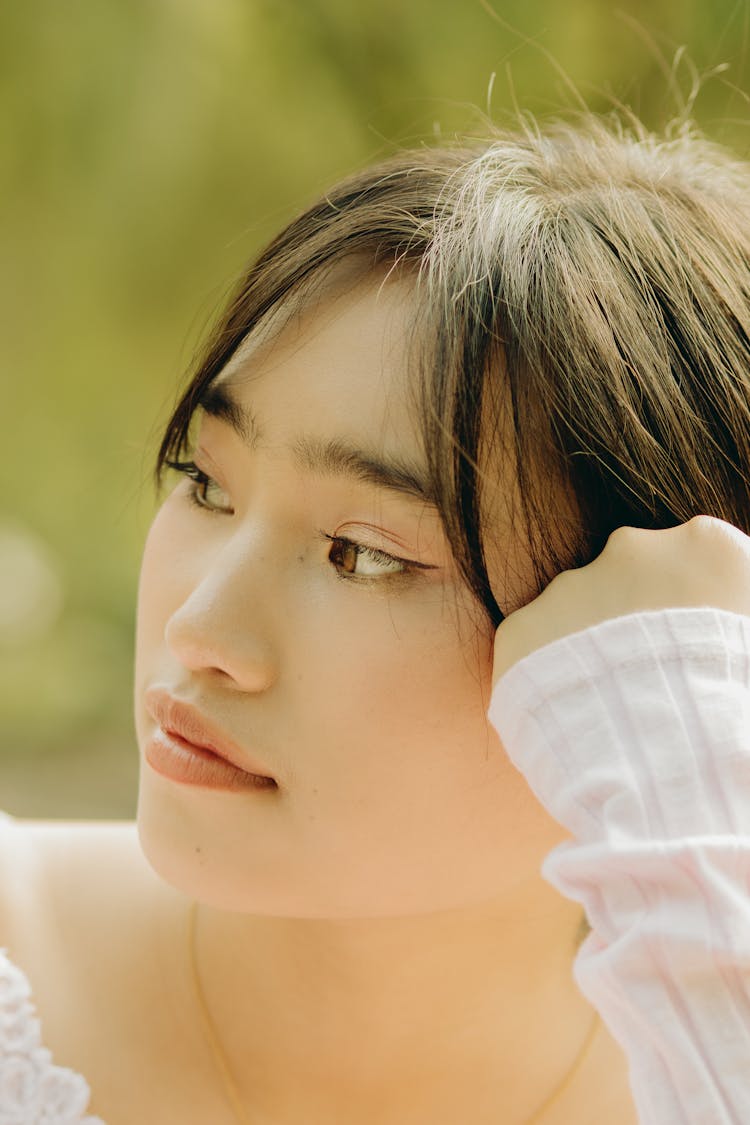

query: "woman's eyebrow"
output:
198 382 438 507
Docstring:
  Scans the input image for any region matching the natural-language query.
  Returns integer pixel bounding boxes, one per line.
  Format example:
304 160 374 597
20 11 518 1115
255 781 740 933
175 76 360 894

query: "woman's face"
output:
134 270 568 917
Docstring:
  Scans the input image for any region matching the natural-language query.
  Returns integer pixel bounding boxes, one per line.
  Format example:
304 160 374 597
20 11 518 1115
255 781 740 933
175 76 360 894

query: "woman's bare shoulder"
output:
0 815 187 1031
0 815 207 1119
0 814 168 965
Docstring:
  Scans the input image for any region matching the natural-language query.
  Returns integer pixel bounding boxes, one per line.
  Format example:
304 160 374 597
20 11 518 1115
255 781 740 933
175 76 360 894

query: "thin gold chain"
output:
188 900 254 1125
187 900 599 1125
524 1006 600 1124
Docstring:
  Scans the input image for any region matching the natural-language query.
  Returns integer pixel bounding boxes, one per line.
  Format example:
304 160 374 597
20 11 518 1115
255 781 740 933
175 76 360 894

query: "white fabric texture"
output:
0 942 104 1125
489 606 750 1124
1 606 749 1122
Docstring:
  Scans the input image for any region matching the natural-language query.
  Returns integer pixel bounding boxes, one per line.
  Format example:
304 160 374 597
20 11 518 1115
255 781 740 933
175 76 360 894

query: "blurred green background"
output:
2 0 749 819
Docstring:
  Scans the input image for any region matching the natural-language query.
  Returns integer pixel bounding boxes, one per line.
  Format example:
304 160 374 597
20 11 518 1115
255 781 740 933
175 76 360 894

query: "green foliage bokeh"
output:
1 0 748 817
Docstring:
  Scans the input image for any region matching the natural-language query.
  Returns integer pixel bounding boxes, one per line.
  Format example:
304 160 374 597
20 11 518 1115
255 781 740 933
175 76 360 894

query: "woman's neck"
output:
154 876 613 1124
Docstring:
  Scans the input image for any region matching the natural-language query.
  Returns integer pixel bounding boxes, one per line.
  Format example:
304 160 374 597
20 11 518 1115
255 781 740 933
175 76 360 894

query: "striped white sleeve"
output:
488 607 750 1124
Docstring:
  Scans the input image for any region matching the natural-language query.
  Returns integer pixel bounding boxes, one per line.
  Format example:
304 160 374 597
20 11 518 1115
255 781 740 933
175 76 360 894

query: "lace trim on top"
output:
0 948 106 1125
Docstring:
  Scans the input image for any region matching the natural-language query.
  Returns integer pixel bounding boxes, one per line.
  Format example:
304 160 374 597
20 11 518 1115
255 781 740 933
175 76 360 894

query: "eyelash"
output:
165 459 229 517
164 458 426 584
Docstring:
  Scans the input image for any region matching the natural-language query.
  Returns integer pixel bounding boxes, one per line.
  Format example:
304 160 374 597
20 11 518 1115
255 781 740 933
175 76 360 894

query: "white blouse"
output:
489 606 750 1123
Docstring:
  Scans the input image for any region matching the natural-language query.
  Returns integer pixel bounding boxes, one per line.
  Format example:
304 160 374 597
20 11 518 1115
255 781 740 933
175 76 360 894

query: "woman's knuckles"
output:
492 518 750 687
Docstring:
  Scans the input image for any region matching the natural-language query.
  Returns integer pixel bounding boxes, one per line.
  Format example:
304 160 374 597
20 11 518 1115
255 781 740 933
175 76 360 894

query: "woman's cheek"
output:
287 578 495 776
137 505 180 630
134 498 212 691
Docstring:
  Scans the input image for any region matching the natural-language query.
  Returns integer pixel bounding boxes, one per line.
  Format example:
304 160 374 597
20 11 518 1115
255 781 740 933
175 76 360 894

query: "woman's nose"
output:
164 542 278 691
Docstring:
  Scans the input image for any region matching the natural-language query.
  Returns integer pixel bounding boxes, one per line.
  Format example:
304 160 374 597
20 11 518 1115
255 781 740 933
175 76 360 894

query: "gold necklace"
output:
187 900 600 1125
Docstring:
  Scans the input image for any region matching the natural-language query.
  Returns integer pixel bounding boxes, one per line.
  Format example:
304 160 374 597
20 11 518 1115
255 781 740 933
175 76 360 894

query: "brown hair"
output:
155 113 750 950
156 113 750 631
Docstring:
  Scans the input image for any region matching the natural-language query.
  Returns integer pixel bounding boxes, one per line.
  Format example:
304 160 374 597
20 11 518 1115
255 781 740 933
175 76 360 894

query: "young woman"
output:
1 115 749 1124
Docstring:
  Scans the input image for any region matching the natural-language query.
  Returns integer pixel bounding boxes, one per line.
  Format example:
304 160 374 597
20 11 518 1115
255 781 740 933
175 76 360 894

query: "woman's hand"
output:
492 516 750 688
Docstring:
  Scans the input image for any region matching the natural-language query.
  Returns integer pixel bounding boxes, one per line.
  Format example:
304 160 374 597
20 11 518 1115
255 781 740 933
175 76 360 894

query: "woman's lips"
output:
144 688 277 782
144 726 277 792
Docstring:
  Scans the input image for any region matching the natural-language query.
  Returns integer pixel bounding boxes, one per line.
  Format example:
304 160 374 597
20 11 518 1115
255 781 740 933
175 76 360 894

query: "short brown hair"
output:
157 114 750 627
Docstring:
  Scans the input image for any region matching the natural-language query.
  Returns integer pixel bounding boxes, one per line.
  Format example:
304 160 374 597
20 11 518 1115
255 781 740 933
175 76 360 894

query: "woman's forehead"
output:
215 268 421 409
199 271 429 491
218 259 419 388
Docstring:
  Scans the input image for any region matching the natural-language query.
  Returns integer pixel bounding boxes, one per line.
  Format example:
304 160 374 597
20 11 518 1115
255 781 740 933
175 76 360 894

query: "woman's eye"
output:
165 459 233 514
163 465 430 583
322 533 412 580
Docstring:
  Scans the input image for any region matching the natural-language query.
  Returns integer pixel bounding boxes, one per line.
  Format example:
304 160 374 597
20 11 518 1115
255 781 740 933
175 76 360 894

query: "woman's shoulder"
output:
0 812 210 1121
0 812 158 956
0 940 107 1124
0 813 168 1023
0 810 188 993
0 813 210 1113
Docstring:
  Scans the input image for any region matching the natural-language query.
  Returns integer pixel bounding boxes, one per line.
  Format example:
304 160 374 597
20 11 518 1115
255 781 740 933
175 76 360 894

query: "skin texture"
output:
133 270 634 1124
